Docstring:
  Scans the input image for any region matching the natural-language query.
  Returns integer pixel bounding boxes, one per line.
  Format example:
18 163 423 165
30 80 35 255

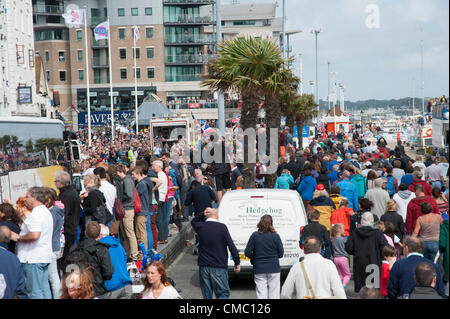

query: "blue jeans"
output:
164 198 173 239
22 263 51 299
48 253 61 299
199 266 230 299
146 210 153 252
430 181 443 191
424 241 439 262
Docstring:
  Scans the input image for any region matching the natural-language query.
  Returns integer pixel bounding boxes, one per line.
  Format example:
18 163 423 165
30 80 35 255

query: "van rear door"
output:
219 190 307 272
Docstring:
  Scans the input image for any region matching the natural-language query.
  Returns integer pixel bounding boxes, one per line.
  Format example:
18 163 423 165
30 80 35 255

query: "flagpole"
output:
107 17 114 141
134 25 139 135
83 7 91 147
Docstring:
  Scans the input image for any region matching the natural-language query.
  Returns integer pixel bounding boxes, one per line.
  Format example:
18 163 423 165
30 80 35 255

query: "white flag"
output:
62 9 84 27
134 26 140 41
93 21 109 41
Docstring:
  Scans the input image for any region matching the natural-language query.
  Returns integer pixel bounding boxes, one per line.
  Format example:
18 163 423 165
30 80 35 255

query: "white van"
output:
219 189 308 275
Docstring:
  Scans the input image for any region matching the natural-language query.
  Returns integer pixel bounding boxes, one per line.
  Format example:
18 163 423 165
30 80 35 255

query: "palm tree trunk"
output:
240 90 260 189
264 95 281 188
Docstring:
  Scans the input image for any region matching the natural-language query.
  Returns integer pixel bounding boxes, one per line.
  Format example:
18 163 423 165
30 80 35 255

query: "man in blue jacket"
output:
336 171 359 212
0 227 28 299
387 236 445 299
98 224 133 299
191 208 240 299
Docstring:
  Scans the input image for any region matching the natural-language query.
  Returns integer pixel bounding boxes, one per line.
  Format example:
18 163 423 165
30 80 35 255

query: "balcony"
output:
92 58 109 69
165 54 215 65
32 4 64 15
92 39 108 48
164 16 215 26
165 34 215 45
163 0 215 6
165 74 205 82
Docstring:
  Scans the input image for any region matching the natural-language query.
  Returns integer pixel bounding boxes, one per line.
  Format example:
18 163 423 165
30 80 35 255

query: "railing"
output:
167 100 241 110
32 4 64 14
165 74 204 82
92 39 108 48
164 34 215 44
164 16 215 24
164 0 215 5
165 54 215 64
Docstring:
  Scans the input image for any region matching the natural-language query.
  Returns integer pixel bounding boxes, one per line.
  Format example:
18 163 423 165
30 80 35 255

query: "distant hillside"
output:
318 97 429 111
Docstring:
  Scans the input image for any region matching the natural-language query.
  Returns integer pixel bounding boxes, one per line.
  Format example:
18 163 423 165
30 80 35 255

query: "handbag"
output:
134 188 142 214
300 258 338 299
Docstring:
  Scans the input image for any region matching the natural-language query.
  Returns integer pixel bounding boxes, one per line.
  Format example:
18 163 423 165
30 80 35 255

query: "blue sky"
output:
230 0 449 101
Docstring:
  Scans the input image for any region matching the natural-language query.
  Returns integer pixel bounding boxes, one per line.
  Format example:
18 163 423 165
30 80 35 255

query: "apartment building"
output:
33 0 166 129
1 0 42 117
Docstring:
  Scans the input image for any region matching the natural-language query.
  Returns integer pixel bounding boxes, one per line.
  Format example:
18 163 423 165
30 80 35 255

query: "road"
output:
166 237 360 299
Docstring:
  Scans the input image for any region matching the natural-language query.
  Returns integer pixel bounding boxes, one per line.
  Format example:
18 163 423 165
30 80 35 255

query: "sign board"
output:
17 86 32 104
78 111 133 126
302 126 309 138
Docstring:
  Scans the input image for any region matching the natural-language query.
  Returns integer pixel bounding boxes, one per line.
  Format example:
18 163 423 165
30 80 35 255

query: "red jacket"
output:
408 179 432 196
405 196 439 234
381 261 390 297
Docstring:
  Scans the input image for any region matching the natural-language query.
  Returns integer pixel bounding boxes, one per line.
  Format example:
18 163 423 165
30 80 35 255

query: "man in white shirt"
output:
12 187 53 299
281 236 346 299
94 167 117 220
152 160 169 244
412 156 426 177
425 157 445 190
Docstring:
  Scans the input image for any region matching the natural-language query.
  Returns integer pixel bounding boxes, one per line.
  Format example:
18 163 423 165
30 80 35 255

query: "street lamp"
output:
327 61 331 111
311 29 322 115
338 83 345 114
285 30 302 67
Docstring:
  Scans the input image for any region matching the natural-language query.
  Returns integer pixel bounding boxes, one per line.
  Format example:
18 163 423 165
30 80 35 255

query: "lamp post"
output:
285 30 302 67
311 29 322 116
327 61 331 111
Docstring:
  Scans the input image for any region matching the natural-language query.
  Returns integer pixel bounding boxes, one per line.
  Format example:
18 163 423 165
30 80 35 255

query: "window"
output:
133 48 140 59
147 67 154 79
59 71 66 82
147 48 154 59
76 30 82 41
45 51 49 62
131 8 138 16
46 71 50 82
120 48 126 59
233 20 256 26
120 68 127 79
118 28 125 39
118 8 125 16
145 8 152 16
134 68 141 79
58 51 65 62
146 28 153 39
77 50 83 61
78 70 84 80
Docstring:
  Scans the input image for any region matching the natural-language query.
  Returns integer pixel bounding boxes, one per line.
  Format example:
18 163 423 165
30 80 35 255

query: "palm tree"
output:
282 94 318 149
263 62 299 187
203 37 285 188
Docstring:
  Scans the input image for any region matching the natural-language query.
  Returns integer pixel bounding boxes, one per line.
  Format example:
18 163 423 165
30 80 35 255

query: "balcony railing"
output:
165 54 215 65
32 4 64 15
167 99 241 110
92 39 108 48
164 16 215 25
165 74 205 82
165 34 215 44
163 0 215 5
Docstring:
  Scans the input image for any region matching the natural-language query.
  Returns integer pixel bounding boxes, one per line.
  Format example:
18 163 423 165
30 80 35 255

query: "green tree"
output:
25 139 34 153
204 37 285 188
282 94 318 149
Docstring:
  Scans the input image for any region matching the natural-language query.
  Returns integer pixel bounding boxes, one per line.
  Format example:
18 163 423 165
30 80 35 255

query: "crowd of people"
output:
0 120 449 300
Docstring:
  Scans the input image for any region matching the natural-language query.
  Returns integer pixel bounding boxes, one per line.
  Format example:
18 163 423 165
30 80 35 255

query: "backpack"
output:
64 243 96 272
256 162 264 179
384 176 396 196
91 190 113 225
134 188 142 214
113 197 125 220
